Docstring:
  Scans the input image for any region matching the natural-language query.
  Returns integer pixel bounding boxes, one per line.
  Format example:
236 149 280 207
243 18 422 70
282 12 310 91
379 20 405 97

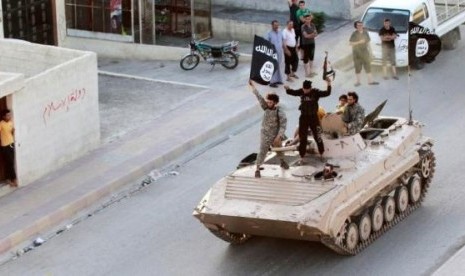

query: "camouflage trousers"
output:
256 132 283 167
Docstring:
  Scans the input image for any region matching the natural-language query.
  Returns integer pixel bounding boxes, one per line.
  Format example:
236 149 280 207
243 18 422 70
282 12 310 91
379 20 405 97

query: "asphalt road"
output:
1 30 464 276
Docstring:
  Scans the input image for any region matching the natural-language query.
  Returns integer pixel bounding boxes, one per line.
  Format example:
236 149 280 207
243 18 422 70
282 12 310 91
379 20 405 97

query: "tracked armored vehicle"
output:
193 104 435 255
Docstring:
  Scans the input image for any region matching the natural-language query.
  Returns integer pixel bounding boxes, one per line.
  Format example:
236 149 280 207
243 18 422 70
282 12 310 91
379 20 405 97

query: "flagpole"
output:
407 21 441 125
408 65 413 125
407 22 413 125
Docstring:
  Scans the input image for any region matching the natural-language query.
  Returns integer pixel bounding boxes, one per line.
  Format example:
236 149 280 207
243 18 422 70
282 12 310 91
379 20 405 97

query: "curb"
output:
432 243 465 275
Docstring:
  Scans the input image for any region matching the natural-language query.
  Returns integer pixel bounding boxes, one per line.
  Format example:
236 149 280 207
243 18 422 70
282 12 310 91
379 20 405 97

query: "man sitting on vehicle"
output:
342 91 365 135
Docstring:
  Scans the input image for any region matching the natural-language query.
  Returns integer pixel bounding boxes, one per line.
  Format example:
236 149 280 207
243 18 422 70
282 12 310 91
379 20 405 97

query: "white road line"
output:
98 71 210 89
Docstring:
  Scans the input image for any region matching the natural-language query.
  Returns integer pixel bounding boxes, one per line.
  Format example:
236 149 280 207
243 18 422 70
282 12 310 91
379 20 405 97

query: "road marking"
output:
98 71 210 89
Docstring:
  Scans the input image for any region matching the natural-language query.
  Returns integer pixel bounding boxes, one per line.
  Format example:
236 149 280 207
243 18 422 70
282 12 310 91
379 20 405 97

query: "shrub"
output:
312 12 327 33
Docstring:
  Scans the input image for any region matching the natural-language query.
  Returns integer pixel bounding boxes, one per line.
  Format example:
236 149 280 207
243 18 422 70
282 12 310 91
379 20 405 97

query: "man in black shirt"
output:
285 79 332 162
379 18 399 80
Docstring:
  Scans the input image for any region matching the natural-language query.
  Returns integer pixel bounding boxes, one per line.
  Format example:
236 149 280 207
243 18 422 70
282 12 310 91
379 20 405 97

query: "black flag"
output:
250 35 279 85
408 22 441 65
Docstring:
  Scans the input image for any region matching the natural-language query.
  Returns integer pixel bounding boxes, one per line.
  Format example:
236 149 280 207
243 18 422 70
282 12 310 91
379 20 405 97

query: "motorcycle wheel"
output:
180 54 200 70
221 52 239 69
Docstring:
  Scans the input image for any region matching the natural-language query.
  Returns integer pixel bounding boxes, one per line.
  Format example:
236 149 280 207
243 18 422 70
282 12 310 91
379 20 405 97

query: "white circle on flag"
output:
415 38 429 57
260 61 274 82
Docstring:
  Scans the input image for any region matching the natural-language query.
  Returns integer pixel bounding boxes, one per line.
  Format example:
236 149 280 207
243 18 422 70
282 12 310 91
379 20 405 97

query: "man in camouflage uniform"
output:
249 80 289 178
342 91 365 135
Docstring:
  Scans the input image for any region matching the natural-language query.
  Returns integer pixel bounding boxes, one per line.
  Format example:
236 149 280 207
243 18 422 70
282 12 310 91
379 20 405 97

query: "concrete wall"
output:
61 36 187 60
212 18 269 42
0 39 100 186
212 0 373 20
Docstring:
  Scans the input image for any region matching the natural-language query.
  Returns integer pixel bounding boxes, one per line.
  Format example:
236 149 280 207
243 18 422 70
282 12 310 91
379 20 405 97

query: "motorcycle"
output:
180 40 240 70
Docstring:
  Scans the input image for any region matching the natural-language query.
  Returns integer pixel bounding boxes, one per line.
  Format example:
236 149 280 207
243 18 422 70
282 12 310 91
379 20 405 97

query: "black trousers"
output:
284 46 299 75
298 115 324 157
1 144 16 180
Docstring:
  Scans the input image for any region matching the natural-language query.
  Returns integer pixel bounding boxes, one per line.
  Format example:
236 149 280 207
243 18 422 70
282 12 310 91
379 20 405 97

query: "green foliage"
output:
312 12 327 33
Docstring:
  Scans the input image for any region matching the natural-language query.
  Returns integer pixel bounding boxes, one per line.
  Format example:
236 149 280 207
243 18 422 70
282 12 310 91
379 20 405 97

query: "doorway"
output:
0 97 8 185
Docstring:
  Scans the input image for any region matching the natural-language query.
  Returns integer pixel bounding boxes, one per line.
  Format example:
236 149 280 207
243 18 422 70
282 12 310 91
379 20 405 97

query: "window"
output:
65 0 132 35
362 8 410 33
64 0 212 45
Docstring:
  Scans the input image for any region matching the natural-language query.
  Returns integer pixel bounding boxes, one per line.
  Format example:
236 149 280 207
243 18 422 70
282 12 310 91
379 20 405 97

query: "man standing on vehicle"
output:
249 80 289 178
379 18 399 80
285 79 332 163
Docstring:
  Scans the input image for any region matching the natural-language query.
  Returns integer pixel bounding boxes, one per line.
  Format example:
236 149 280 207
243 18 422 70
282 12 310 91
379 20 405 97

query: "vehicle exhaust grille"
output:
225 176 336 206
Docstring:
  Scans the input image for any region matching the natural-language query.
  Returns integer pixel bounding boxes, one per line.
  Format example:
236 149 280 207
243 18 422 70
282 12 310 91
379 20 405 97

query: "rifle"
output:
323 51 335 81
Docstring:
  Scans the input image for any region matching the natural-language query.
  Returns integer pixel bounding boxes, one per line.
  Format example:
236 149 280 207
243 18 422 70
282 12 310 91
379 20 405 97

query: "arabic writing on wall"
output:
43 88 87 125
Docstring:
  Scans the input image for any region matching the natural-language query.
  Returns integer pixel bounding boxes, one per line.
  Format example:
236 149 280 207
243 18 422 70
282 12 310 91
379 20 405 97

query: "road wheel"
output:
221 52 239 69
419 151 434 179
371 204 384 232
408 176 422 203
383 196 396 223
395 186 409 213
180 54 200 70
358 213 372 241
345 222 359 250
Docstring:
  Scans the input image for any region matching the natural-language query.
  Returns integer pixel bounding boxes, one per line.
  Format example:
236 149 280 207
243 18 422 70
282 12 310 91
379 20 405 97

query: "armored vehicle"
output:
193 103 435 255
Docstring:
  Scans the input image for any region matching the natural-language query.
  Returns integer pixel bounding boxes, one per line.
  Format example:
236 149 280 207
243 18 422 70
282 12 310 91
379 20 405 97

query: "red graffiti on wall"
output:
43 88 87 124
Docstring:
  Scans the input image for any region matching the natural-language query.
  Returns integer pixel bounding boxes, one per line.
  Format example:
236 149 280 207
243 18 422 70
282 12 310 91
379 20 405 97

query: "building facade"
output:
0 1 375 59
0 0 212 59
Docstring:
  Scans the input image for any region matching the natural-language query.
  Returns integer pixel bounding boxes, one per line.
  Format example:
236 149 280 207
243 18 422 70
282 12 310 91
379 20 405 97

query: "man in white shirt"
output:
282 20 299 82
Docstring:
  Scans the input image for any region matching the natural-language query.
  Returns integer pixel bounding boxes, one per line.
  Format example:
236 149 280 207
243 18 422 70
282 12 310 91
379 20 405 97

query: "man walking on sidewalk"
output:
249 80 289 178
283 20 299 82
